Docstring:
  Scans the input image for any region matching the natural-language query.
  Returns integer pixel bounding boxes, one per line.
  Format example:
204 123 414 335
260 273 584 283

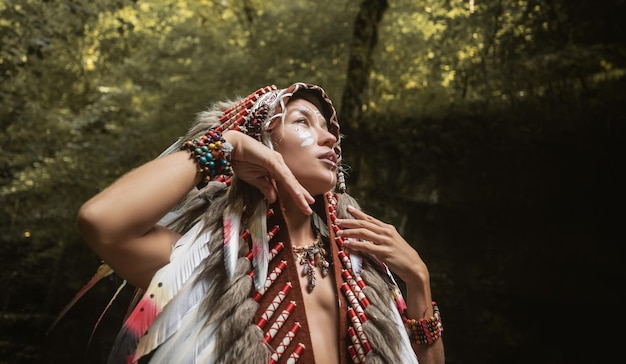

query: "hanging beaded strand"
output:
216 85 278 136
325 191 374 355
292 230 329 292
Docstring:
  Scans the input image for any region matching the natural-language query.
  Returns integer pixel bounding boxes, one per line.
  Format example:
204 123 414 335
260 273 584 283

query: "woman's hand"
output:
223 130 315 215
336 206 429 285
337 206 443 363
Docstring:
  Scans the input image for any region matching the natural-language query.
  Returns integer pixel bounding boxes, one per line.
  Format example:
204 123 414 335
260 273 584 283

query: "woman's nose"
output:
319 128 337 147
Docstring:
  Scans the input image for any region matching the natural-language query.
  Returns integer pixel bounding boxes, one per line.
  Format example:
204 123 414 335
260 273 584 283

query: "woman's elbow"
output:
77 200 113 251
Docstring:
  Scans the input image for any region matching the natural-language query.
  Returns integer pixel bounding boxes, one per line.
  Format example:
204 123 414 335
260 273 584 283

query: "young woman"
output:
77 83 444 363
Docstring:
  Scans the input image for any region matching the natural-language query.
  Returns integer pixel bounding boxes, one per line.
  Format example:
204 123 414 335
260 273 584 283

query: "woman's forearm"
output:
77 151 200 246
405 277 445 364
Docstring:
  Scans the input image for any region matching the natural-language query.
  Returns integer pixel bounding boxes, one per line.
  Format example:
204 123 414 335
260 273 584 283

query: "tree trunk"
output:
339 0 388 186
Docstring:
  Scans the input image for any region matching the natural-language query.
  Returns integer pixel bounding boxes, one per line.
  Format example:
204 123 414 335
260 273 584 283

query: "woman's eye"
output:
295 118 309 125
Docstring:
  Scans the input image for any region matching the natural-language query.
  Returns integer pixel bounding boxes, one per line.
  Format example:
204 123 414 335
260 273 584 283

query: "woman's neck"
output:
276 190 317 248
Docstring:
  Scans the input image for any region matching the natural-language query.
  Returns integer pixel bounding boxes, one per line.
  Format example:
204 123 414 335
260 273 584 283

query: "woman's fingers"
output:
341 237 378 255
337 206 386 238
251 175 278 203
336 206 403 253
336 208 428 285
262 153 315 213
223 131 314 215
337 227 381 246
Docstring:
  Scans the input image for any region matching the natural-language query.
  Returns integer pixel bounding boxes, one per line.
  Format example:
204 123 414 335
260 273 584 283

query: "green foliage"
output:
370 0 625 116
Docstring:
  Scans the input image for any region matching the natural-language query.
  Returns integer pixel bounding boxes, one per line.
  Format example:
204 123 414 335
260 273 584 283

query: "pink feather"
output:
249 200 269 291
47 262 114 335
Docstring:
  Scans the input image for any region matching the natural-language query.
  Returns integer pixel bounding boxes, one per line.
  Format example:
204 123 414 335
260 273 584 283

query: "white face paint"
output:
298 131 314 147
275 98 339 195
296 105 324 147
301 105 335 188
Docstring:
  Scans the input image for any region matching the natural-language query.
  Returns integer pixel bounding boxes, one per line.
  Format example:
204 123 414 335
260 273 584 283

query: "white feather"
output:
128 220 211 360
194 327 219 364
378 262 418 362
223 202 243 281
147 301 217 364
134 264 210 359
157 137 184 159
174 320 218 364
388 298 419 364
157 210 182 227
350 253 363 276
147 222 210 305
145 307 198 363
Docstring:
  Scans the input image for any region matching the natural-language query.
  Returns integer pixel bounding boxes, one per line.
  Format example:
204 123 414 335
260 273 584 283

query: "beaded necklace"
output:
292 230 330 292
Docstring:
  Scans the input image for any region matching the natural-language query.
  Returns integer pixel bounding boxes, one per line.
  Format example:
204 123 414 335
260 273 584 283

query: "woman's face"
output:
271 97 338 196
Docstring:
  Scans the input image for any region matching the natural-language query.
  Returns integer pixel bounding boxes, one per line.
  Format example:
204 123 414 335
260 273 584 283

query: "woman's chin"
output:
303 179 336 196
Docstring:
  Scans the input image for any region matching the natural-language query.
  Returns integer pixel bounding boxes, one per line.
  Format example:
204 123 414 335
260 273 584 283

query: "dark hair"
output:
289 89 333 127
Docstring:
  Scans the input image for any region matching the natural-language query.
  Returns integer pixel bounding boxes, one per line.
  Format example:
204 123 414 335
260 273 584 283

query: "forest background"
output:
1 0 623 363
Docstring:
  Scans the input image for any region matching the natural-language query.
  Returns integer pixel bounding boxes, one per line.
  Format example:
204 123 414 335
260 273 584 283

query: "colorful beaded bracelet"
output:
181 130 233 189
404 301 443 345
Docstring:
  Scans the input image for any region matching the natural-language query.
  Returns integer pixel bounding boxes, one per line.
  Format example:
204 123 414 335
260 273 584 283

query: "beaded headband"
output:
216 82 346 193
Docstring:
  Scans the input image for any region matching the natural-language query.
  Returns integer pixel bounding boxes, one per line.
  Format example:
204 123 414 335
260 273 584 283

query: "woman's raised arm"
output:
77 151 200 288
77 130 315 289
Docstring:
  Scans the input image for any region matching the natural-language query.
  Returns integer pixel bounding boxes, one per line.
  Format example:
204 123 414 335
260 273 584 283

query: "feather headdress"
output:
191 82 347 288
210 82 346 194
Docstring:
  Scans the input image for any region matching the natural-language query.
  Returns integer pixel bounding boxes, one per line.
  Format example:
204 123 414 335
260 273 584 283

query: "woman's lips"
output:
318 151 337 167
